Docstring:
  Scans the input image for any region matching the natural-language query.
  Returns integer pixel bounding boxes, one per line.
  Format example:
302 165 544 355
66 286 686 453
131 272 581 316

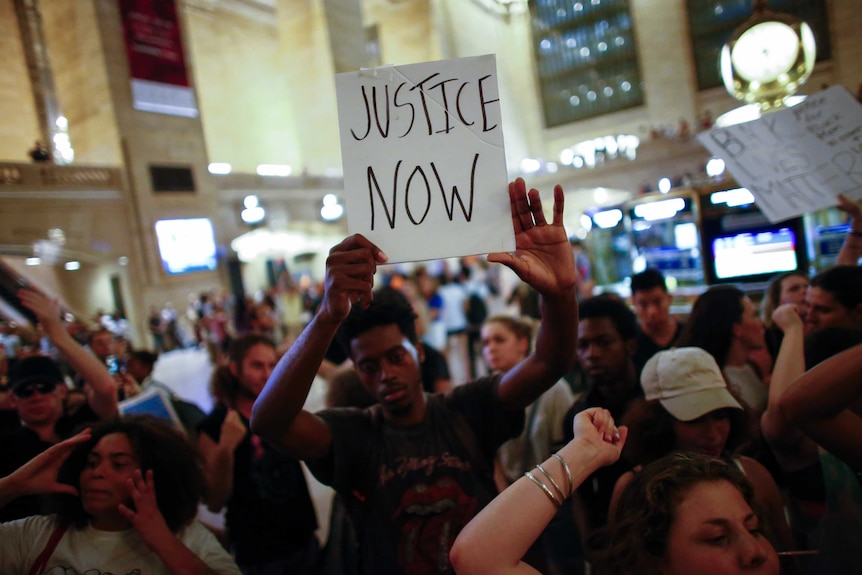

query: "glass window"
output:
530 0 644 128
687 0 831 91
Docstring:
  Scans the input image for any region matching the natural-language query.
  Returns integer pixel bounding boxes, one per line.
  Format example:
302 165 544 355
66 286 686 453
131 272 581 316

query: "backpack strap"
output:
28 521 68 575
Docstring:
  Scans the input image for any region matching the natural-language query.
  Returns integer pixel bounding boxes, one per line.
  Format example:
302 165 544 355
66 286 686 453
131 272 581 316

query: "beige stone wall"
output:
184 5 300 173
40 0 122 165
365 0 440 66
829 0 862 93
0 0 41 162
276 0 342 174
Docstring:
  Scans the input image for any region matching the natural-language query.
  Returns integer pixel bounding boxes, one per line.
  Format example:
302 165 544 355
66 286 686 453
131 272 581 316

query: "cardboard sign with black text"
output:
335 55 514 263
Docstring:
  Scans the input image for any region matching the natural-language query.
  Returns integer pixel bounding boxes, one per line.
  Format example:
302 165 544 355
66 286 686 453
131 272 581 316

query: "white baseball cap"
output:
640 347 742 422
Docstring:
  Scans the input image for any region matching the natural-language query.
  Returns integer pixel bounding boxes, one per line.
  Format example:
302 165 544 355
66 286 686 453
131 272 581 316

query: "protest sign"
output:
697 86 862 223
335 55 514 263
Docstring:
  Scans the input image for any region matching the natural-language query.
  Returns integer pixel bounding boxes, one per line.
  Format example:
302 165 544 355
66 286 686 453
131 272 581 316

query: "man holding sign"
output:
251 178 577 575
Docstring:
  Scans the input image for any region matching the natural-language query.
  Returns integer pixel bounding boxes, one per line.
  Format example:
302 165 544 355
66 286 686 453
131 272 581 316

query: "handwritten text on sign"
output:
698 86 862 223
336 55 513 263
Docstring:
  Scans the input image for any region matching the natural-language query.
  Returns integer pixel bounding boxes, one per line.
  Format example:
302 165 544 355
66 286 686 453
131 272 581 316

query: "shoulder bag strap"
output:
28 521 68 575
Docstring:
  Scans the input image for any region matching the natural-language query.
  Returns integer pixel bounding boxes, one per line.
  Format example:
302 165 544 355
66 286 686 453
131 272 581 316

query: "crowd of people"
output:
0 177 860 574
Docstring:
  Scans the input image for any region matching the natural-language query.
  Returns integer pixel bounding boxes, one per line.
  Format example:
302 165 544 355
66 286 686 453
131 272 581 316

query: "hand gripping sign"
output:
335 55 514 263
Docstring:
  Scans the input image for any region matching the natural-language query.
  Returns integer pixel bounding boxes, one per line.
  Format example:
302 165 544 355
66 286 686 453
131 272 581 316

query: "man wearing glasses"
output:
0 289 118 521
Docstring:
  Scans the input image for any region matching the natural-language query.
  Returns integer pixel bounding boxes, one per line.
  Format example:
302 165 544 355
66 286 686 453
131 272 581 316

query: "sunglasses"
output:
12 381 59 398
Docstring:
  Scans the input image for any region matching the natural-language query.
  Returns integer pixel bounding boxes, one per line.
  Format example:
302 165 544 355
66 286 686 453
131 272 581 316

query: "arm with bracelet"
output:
836 194 862 267
450 408 627 575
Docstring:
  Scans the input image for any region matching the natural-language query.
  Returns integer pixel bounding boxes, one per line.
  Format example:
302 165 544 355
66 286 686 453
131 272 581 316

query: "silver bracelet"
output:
535 463 566 502
550 453 573 496
524 470 562 508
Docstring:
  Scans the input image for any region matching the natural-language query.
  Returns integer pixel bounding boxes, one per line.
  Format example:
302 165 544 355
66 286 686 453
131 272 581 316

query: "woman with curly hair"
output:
0 415 239 574
608 347 794 554
593 452 779 575
451 441 779 575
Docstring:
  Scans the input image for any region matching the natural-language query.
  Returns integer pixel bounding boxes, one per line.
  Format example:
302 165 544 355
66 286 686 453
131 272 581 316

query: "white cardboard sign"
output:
697 86 862 223
335 55 514 263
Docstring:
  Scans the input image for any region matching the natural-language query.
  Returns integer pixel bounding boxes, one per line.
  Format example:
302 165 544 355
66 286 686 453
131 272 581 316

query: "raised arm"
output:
119 469 240 575
250 234 387 458
779 343 862 469
835 194 862 267
19 288 118 419
198 409 247 512
489 179 578 410
760 304 819 470
0 429 91 507
450 408 626 575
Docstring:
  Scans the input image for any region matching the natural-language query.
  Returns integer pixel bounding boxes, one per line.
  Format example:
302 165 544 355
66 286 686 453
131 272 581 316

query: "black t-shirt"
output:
420 344 451 393
198 404 318 564
307 375 523 575
0 404 98 522
562 386 642 532
632 321 684 375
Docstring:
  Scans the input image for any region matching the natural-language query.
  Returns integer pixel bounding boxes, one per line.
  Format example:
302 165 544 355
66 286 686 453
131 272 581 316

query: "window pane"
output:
530 0 644 127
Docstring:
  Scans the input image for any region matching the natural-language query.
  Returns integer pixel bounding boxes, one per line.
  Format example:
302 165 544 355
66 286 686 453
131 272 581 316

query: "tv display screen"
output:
711 227 798 281
154 218 217 275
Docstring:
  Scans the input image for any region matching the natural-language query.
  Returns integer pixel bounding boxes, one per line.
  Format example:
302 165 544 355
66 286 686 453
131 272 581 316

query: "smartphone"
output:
106 355 121 376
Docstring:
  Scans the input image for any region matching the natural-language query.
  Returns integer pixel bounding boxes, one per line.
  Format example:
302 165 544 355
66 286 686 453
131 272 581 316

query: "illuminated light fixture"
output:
706 157 726 177
592 209 623 229
710 187 756 207
545 162 558 174
118 256 129 266
633 198 686 221
208 162 232 175
561 134 640 172
256 164 292 177
26 257 41 266
580 214 593 232
241 195 266 224
47 228 66 245
715 94 807 128
65 261 81 271
658 177 672 194
55 116 68 130
520 158 541 173
593 187 608 203
321 193 344 222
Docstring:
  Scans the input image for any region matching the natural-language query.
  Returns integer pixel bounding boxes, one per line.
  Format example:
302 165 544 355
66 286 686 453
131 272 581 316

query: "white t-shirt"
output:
0 515 240 575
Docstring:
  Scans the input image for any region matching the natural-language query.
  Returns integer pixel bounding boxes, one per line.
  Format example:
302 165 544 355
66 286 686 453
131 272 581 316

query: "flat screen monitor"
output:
710 227 799 282
154 218 217 275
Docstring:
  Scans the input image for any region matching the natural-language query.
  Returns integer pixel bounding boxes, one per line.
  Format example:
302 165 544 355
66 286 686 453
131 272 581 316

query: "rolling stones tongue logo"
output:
393 476 477 574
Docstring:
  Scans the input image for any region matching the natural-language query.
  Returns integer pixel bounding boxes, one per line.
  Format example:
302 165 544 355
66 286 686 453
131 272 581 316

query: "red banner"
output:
119 0 189 87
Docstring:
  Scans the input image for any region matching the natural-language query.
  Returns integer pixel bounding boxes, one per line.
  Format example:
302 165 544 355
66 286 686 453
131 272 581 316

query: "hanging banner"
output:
119 0 198 117
335 55 514 263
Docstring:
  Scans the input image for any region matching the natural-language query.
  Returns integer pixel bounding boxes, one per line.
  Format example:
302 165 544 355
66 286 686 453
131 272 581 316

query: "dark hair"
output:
128 350 158 368
326 367 376 409
579 297 638 341
804 327 862 369
338 287 418 352
210 334 275 405
760 271 807 328
621 399 749 468
482 315 535 354
809 265 862 310
53 416 204 532
591 453 758 575
630 269 668 295
677 285 746 367
87 328 114 345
